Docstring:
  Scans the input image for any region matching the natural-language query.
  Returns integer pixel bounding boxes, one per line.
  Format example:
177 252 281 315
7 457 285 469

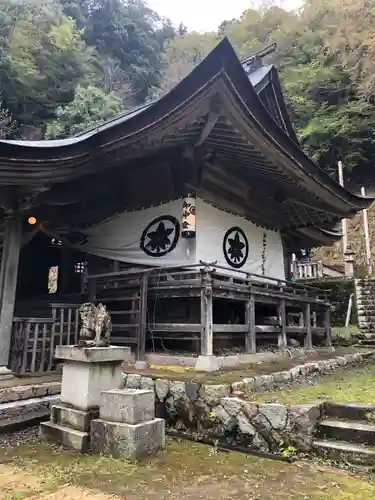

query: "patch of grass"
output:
3 439 375 499
332 325 359 340
256 364 375 405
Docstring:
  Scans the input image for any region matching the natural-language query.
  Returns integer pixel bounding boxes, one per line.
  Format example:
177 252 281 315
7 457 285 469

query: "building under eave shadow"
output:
0 37 372 375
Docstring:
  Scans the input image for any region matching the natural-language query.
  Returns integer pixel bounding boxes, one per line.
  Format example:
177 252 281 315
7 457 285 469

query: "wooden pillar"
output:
324 305 332 347
245 293 256 353
88 277 97 303
304 302 312 349
278 299 287 350
136 272 148 362
200 267 213 356
59 244 70 295
0 215 23 375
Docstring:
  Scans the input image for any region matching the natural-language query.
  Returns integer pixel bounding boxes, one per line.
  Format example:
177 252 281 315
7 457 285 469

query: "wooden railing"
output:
294 261 324 280
10 303 80 375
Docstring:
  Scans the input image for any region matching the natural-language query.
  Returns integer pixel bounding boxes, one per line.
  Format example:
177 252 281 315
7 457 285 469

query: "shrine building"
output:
0 38 372 374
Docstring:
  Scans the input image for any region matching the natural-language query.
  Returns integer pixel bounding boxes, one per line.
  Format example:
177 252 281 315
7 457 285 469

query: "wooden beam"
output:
304 302 312 349
245 293 256 353
195 112 220 147
324 306 332 347
137 272 148 361
278 299 287 351
200 268 213 356
0 216 23 375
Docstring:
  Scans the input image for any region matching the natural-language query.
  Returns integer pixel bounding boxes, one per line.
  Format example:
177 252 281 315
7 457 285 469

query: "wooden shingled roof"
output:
0 37 372 242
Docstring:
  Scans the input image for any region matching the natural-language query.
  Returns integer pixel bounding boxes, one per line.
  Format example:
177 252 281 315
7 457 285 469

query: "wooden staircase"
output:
313 402 375 465
93 273 148 359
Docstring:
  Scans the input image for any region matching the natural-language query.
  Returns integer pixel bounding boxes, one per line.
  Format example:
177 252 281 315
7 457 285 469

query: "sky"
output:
148 0 302 32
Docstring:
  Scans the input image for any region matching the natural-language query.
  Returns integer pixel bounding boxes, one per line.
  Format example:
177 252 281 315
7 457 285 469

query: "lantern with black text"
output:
181 195 196 239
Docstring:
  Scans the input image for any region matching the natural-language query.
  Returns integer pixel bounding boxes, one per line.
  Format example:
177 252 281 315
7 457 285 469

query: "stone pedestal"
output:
91 388 165 460
40 345 131 452
195 355 220 372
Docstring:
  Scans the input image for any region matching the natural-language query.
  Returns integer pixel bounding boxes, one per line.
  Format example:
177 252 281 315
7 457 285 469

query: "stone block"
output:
100 389 155 424
91 418 165 460
126 374 142 389
200 384 230 407
51 403 99 432
60 357 125 411
55 345 131 363
0 395 59 428
195 355 220 372
40 421 90 453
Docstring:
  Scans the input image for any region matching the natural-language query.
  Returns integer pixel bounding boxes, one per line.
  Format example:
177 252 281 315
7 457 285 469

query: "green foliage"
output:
306 278 356 326
0 0 176 138
1 0 375 173
0 103 15 138
45 85 123 138
163 0 375 177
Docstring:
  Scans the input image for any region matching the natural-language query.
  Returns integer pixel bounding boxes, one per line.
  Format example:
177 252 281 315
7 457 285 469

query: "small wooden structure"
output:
0 38 372 375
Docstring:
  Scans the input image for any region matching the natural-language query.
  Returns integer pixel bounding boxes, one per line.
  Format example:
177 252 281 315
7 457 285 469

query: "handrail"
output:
13 317 55 323
87 261 330 295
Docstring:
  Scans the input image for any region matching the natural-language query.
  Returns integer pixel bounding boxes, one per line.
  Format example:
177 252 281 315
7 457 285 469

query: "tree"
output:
45 84 123 138
65 0 175 103
0 104 14 139
1 1 93 134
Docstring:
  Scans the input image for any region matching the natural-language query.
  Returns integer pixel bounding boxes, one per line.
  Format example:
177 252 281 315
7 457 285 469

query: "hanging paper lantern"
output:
181 195 196 239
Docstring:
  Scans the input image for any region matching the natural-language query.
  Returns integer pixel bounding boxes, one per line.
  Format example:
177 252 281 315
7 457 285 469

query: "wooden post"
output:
278 299 287 351
361 186 373 275
0 215 23 376
324 305 332 347
200 266 213 356
88 277 97 303
136 272 148 361
245 292 256 353
338 161 348 253
59 244 70 295
304 303 312 349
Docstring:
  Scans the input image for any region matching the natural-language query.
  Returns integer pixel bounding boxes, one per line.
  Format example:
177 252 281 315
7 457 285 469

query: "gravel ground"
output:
0 425 40 450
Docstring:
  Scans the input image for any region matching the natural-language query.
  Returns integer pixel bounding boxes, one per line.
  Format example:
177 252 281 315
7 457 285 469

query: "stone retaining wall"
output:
122 352 367 453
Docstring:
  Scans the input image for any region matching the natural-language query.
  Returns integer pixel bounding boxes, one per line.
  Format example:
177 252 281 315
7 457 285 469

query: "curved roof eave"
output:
298 226 343 242
214 48 373 212
248 65 298 143
0 37 372 214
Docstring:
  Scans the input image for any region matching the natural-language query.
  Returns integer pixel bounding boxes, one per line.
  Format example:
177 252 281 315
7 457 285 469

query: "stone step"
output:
0 382 60 404
357 303 375 310
39 420 89 452
312 439 375 465
318 419 375 446
358 314 375 321
51 403 98 432
323 402 375 421
354 340 375 347
0 394 59 428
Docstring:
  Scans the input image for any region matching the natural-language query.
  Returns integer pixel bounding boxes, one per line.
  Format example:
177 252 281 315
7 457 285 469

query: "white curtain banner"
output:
66 198 285 279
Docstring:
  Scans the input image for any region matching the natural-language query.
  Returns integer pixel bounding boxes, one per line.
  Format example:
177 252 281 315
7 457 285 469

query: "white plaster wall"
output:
195 199 285 280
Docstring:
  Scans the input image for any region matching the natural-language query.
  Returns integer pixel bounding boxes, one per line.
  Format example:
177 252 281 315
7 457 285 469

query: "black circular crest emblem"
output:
140 215 180 257
223 227 249 269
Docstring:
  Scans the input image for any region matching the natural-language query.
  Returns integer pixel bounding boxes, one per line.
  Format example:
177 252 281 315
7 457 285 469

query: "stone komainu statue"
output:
78 303 112 347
